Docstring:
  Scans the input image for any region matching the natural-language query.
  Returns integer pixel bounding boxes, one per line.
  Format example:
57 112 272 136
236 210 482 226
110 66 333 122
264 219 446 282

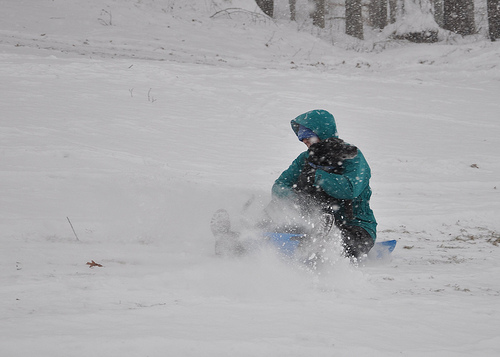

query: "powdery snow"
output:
1 1 500 356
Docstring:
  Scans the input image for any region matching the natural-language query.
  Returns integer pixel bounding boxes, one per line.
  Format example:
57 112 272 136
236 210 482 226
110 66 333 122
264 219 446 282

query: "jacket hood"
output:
291 110 338 140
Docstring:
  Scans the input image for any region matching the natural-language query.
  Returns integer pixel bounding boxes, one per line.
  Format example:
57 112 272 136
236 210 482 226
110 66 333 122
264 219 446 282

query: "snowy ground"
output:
1 1 500 356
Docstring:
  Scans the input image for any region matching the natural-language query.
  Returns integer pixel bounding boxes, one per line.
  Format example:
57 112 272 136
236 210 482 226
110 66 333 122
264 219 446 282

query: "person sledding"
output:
211 109 377 260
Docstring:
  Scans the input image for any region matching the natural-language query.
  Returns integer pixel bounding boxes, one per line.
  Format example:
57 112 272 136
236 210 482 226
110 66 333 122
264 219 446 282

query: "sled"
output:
211 208 396 260
263 232 397 260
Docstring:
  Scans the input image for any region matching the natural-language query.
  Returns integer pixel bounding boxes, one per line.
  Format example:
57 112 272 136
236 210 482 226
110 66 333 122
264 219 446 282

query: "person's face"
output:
302 136 320 148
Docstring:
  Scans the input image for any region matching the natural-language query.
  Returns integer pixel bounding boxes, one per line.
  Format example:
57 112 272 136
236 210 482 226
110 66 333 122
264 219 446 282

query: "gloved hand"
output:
294 138 358 198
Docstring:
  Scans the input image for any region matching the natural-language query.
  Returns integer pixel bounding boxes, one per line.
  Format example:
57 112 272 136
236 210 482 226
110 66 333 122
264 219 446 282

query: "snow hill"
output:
1 0 500 356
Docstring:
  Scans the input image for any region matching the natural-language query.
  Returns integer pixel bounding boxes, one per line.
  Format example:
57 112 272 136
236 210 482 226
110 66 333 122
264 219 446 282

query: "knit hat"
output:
297 124 319 141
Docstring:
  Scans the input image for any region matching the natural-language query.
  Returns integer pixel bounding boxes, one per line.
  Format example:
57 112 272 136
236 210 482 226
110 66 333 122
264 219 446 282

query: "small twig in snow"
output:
67 217 80 241
98 9 113 26
148 88 156 103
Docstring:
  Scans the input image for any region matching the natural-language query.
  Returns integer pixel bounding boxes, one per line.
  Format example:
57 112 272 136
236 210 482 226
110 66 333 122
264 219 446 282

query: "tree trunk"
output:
431 0 445 27
487 0 500 41
443 0 475 36
388 0 398 24
369 0 388 29
311 0 326 28
289 0 297 21
255 0 274 17
346 0 364 39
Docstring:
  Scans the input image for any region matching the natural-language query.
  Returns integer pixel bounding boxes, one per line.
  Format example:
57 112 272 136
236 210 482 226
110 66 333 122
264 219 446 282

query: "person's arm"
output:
271 152 308 198
314 150 371 200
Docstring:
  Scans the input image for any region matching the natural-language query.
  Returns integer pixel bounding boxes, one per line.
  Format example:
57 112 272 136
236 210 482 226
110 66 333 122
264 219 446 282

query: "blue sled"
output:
369 239 397 259
263 232 397 259
262 232 304 257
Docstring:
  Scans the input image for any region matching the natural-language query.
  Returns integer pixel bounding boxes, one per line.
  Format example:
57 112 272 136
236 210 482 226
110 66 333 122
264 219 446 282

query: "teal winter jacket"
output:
272 110 377 240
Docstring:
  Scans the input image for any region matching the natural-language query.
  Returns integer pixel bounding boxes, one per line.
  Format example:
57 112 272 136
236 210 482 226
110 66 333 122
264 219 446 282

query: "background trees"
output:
369 0 388 30
311 0 326 28
488 0 500 40
255 0 274 17
345 0 363 39
254 0 498 42
443 0 475 35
